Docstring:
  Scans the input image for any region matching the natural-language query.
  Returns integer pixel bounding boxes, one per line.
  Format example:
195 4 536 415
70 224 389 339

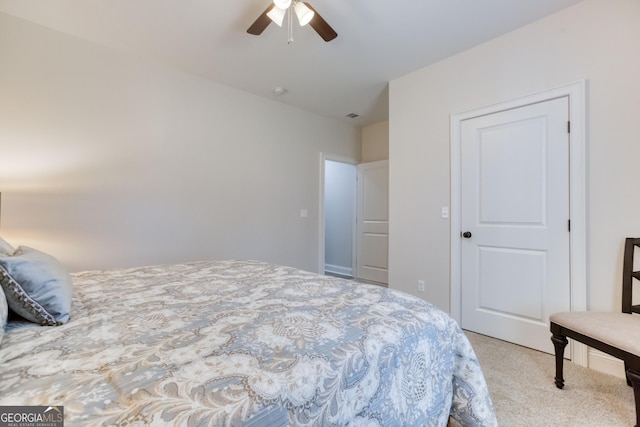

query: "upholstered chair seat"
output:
550 237 640 427
550 312 640 356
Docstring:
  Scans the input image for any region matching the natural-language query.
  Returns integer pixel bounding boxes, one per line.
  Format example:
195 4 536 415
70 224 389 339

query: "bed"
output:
0 253 497 426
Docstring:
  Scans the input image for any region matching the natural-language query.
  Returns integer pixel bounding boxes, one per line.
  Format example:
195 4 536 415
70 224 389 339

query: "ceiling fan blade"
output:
247 4 275 35
304 2 338 42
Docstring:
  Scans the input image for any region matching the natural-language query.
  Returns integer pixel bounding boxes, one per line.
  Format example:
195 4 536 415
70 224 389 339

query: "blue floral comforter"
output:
0 260 496 426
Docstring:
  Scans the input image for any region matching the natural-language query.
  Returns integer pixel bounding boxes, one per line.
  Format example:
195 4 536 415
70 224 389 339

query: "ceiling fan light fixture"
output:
273 0 291 9
294 2 314 26
267 6 287 27
247 1 337 42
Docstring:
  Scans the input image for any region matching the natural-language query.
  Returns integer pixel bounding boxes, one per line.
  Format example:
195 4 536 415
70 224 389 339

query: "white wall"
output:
0 12 361 273
389 0 640 312
324 160 356 276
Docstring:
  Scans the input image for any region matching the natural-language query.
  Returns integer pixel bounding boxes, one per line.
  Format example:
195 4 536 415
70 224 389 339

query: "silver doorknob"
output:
462 231 472 238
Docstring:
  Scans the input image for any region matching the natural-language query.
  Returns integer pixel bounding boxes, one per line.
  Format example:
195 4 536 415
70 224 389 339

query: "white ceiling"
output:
0 0 585 126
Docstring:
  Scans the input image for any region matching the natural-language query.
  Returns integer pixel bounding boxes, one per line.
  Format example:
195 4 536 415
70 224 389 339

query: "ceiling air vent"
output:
345 113 360 119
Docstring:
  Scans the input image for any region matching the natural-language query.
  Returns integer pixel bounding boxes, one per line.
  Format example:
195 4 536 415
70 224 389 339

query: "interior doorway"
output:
450 81 587 364
322 157 357 278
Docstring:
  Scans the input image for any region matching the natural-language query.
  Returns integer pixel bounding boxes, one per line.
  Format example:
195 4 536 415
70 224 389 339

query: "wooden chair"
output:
550 237 640 427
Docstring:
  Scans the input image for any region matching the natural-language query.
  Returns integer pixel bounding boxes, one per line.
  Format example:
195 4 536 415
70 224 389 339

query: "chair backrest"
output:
622 237 640 314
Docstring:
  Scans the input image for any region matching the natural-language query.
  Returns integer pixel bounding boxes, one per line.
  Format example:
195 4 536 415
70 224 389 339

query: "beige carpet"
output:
465 331 636 426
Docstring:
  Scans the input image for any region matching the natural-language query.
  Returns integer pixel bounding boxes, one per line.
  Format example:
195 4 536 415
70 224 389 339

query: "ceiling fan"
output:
247 0 338 42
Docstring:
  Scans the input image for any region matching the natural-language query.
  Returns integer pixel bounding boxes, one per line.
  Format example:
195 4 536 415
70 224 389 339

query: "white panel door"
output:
460 97 570 354
356 160 389 284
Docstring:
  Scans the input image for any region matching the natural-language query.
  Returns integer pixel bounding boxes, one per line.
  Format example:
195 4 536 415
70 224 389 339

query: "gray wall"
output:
0 12 361 273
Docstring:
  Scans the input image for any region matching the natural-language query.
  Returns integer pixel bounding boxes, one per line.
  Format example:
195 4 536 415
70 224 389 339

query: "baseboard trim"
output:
324 264 353 278
588 348 626 379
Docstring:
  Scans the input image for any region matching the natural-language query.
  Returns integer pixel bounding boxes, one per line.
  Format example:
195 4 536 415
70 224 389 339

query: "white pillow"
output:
0 237 15 256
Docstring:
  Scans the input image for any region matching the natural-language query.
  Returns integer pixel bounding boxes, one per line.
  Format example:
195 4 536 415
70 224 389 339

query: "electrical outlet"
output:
417 280 425 292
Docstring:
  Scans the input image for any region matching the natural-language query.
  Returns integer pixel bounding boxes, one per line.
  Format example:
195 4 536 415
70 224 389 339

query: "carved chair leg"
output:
551 334 568 389
626 361 633 387
626 369 640 427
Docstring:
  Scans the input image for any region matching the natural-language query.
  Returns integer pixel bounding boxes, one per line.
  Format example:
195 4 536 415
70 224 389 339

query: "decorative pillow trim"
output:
0 284 7 345
0 266 60 326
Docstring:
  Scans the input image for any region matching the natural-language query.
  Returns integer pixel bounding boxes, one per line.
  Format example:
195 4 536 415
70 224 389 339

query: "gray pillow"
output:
0 285 7 344
0 246 72 325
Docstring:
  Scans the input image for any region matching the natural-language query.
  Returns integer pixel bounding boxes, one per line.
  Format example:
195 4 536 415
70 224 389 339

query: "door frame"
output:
450 80 588 365
318 153 358 276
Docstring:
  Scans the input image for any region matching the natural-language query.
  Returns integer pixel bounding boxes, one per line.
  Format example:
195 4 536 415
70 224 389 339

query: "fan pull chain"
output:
287 6 294 43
